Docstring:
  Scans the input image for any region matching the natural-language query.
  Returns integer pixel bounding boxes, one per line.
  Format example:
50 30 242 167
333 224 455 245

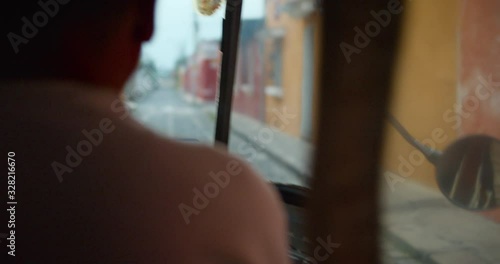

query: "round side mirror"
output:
436 135 500 210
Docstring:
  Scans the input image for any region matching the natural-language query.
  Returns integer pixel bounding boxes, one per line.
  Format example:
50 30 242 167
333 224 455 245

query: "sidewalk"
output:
229 112 314 182
381 180 500 264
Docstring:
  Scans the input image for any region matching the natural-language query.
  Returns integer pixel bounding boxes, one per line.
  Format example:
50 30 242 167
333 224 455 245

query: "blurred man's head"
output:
1 0 156 90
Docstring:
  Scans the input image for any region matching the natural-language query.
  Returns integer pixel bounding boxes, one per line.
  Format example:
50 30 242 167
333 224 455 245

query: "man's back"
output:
0 80 289 263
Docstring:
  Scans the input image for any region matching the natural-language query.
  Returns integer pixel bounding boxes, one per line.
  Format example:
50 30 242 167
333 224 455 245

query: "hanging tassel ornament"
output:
194 0 225 16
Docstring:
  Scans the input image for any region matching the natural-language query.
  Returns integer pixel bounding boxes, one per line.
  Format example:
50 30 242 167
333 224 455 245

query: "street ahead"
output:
129 87 306 186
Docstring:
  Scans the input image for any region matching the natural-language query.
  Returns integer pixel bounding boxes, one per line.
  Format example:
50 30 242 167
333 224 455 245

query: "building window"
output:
266 38 284 97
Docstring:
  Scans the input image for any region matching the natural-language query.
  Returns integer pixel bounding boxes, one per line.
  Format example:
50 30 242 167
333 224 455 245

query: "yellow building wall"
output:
383 0 459 188
264 0 322 139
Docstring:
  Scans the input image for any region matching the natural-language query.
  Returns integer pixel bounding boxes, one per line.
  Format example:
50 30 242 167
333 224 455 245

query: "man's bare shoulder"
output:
130 133 290 263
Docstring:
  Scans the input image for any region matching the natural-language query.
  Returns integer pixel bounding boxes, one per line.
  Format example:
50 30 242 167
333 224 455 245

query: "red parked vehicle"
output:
184 41 220 102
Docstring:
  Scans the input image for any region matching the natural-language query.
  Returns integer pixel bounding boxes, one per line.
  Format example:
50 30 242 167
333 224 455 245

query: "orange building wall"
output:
383 0 459 188
264 0 321 139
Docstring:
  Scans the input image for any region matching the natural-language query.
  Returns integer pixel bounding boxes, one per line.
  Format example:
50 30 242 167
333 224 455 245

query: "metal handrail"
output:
215 0 243 146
